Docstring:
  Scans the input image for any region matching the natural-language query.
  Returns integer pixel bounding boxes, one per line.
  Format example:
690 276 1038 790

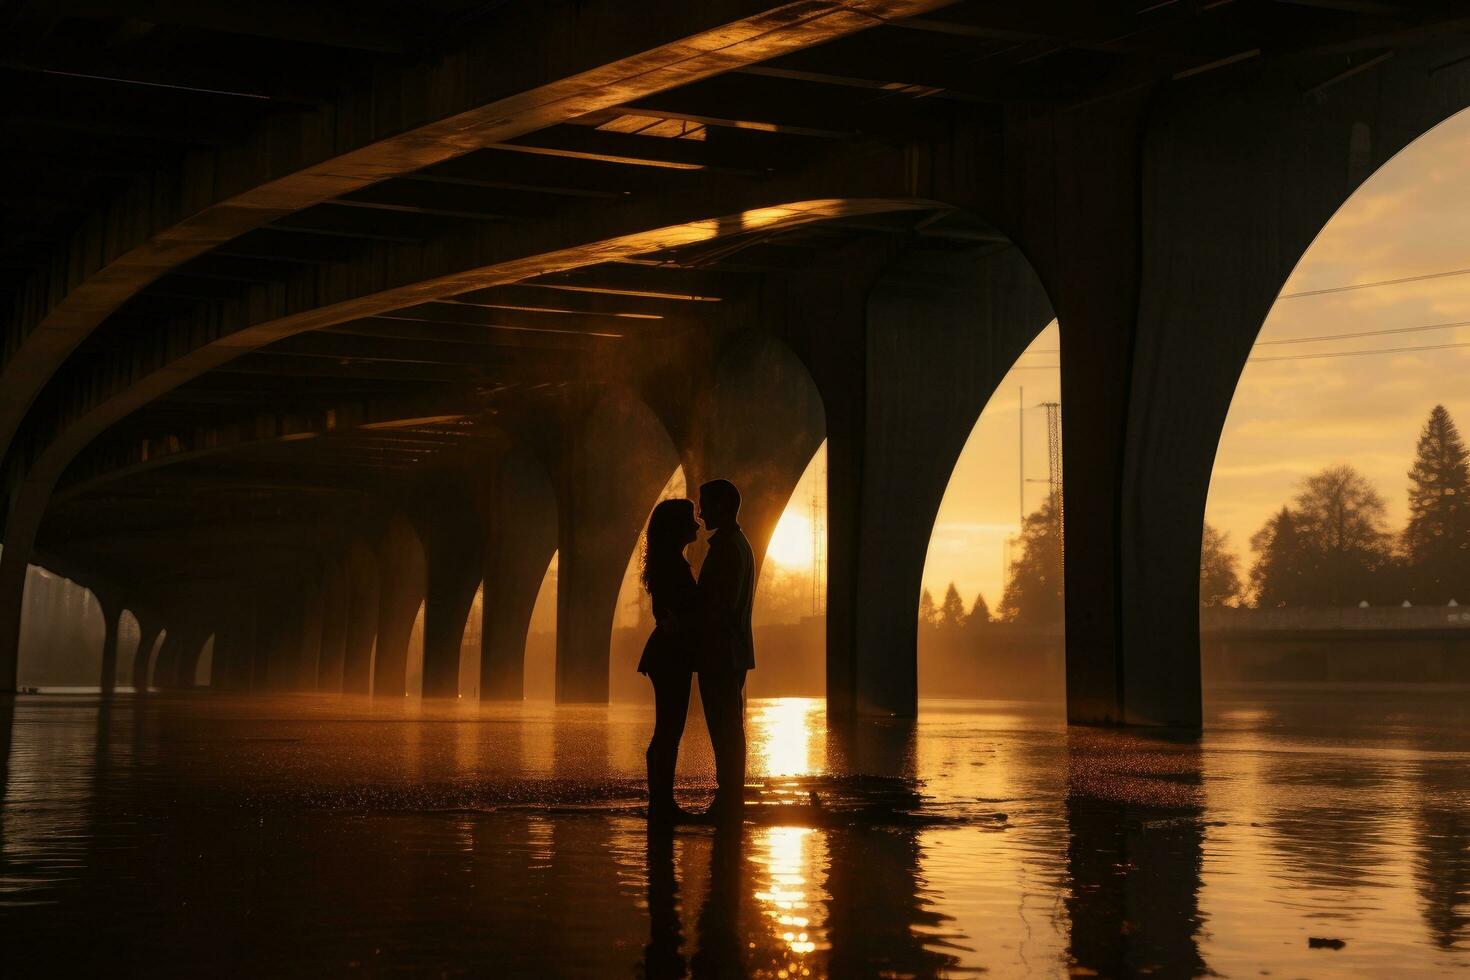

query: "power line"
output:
1248 339 1470 363
1278 265 1470 299
1255 318 1470 346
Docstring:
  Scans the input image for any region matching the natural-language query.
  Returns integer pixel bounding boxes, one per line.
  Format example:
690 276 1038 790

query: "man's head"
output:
698 479 741 532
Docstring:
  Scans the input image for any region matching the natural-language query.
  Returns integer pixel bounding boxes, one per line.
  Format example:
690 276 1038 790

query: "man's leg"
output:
698 668 747 813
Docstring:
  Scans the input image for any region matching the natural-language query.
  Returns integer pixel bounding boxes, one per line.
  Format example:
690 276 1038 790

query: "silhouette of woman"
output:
638 497 701 826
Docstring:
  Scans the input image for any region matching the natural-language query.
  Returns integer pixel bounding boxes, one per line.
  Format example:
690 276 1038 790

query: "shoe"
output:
648 802 698 826
702 793 744 825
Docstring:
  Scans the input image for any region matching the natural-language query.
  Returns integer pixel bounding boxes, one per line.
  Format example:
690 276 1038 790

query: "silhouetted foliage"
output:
1295 464 1393 605
999 498 1063 625
1200 522 1243 608
918 588 938 627
1249 465 1393 606
1403 405 1470 603
1250 507 1310 608
938 583 967 630
967 593 991 627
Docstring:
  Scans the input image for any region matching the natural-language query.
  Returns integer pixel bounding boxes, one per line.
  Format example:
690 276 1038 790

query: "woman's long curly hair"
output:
640 498 694 594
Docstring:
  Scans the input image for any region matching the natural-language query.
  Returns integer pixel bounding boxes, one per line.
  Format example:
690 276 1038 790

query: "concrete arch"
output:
1020 68 1470 726
825 243 1054 718
555 385 681 703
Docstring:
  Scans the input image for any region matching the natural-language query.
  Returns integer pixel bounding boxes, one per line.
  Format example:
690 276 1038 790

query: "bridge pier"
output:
342 541 380 695
789 245 1052 719
555 389 679 704
131 619 162 693
373 517 426 698
97 597 123 697
684 331 826 589
417 486 484 700
316 562 349 693
480 450 557 701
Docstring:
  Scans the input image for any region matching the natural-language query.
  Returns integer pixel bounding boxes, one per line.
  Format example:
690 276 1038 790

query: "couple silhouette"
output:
637 478 754 827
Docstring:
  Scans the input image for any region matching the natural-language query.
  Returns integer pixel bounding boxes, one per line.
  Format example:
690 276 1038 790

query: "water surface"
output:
2 690 1467 977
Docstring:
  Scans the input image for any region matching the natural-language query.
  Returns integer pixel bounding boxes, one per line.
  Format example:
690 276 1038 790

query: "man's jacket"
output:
698 523 755 673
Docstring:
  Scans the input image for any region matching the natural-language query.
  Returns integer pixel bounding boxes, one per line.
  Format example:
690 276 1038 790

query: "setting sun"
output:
766 511 814 568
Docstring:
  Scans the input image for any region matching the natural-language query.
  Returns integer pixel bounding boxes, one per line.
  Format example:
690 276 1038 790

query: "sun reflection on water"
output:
752 826 825 977
750 697 824 779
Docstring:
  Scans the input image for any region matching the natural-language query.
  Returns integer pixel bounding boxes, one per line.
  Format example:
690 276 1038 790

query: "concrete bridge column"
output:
131 619 162 693
260 594 305 691
479 449 557 701
415 487 484 700
788 245 1053 719
293 585 324 692
372 516 426 698
175 626 209 690
554 389 679 704
151 628 181 690
342 541 379 695
96 597 124 697
316 561 349 693
683 332 825 591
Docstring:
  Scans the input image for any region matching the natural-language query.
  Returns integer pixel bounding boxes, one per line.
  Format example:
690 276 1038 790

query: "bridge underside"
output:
5 1 1470 727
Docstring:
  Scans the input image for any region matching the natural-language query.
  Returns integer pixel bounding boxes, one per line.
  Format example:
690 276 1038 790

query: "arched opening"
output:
524 554 558 701
13 561 105 691
918 322 1064 703
459 583 484 700
1204 108 1470 692
405 601 426 697
114 609 141 690
194 634 215 688
749 441 827 699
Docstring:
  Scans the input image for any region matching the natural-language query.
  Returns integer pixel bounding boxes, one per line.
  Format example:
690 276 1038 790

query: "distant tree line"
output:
922 404 1470 624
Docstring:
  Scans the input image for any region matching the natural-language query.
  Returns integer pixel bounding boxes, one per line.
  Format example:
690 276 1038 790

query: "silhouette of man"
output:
696 478 755 822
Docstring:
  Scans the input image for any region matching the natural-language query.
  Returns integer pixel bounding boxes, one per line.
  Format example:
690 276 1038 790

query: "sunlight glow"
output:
754 826 822 966
765 511 814 568
752 697 819 777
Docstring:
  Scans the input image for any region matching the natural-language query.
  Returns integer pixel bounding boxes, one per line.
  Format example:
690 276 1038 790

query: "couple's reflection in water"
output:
641 720 956 979
641 719 1211 978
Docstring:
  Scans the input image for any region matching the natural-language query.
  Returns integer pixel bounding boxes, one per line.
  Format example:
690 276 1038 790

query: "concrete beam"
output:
0 0 953 470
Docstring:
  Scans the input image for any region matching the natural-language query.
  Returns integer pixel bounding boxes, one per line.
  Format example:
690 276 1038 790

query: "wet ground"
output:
2 689 1468 977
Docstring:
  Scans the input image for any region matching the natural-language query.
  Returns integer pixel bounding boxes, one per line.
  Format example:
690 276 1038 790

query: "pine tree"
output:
918 588 938 627
968 593 991 626
1200 522 1243 608
999 498 1064 625
1250 507 1307 608
938 583 966 630
1404 405 1470 602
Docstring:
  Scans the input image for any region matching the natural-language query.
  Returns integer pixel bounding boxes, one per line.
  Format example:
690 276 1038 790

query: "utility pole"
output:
810 450 825 616
1039 400 1063 557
